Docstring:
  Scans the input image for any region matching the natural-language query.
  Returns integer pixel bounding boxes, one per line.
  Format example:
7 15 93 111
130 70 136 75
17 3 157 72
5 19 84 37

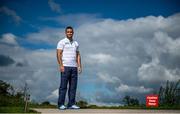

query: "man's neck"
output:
67 37 73 42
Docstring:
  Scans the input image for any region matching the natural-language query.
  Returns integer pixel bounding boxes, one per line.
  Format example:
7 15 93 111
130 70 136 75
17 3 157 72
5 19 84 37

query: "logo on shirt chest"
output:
64 42 77 50
65 42 70 45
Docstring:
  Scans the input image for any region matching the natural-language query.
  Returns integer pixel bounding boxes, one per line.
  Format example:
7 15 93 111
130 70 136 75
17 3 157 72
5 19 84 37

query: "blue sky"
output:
0 0 180 105
1 0 180 36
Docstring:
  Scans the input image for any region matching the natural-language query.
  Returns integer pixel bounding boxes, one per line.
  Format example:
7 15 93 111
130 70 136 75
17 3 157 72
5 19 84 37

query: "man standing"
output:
56 26 82 110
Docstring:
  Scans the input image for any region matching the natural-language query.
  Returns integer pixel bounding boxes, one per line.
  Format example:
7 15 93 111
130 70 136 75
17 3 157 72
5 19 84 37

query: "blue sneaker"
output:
59 105 66 110
68 105 80 109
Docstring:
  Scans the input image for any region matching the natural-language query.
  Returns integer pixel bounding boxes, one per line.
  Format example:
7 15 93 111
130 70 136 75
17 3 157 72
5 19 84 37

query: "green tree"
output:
123 95 130 106
0 80 11 96
41 101 50 105
130 98 139 106
77 100 88 108
158 80 180 106
0 80 24 107
123 95 139 106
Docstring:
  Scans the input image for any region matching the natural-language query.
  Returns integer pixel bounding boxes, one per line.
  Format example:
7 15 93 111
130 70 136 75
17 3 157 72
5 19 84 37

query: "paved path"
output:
33 109 180 114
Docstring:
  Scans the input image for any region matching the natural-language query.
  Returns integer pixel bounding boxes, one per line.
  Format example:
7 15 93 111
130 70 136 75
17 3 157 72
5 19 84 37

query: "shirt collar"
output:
66 37 73 41
65 37 74 44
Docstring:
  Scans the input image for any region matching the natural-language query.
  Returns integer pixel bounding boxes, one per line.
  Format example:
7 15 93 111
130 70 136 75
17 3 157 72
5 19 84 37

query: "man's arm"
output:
57 49 64 72
77 51 82 73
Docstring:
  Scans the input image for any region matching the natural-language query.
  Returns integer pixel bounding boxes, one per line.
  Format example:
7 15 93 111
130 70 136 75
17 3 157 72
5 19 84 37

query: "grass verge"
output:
0 107 39 113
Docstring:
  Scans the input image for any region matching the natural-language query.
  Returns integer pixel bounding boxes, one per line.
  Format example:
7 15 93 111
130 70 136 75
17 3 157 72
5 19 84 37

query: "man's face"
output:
66 28 74 39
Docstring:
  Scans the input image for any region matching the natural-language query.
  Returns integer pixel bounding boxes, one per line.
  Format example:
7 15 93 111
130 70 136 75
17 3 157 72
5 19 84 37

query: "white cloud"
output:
86 53 117 65
138 31 180 83
97 72 120 83
48 0 61 13
146 31 180 57
46 89 58 99
0 33 18 45
0 6 22 24
115 84 152 94
0 37 59 102
153 32 180 56
138 57 180 82
26 27 64 45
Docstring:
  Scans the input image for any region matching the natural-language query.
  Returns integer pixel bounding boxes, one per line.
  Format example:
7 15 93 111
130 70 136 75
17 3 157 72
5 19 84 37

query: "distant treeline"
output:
0 80 24 107
0 79 179 110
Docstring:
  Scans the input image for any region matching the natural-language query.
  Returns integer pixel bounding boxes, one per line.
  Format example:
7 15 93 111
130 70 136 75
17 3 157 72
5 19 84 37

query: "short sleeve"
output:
57 40 64 50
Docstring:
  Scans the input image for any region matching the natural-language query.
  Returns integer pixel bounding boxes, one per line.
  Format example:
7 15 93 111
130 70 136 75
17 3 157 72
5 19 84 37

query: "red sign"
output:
146 95 159 107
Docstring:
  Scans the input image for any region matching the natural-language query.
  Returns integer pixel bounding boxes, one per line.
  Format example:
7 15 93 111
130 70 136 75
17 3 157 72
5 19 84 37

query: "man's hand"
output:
60 66 65 72
78 67 82 74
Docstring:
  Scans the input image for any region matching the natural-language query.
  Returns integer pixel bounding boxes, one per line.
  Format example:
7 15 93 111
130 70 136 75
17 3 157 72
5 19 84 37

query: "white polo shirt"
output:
57 37 79 67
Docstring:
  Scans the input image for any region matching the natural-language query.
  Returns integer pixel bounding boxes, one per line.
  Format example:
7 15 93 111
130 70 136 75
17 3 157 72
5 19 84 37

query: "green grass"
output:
0 107 39 113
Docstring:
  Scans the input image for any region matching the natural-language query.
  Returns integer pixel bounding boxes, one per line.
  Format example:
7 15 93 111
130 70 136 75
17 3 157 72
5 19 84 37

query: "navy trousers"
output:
58 66 78 107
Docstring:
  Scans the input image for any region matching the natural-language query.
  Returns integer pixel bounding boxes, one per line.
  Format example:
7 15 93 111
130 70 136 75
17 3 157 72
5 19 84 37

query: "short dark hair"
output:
65 26 73 31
